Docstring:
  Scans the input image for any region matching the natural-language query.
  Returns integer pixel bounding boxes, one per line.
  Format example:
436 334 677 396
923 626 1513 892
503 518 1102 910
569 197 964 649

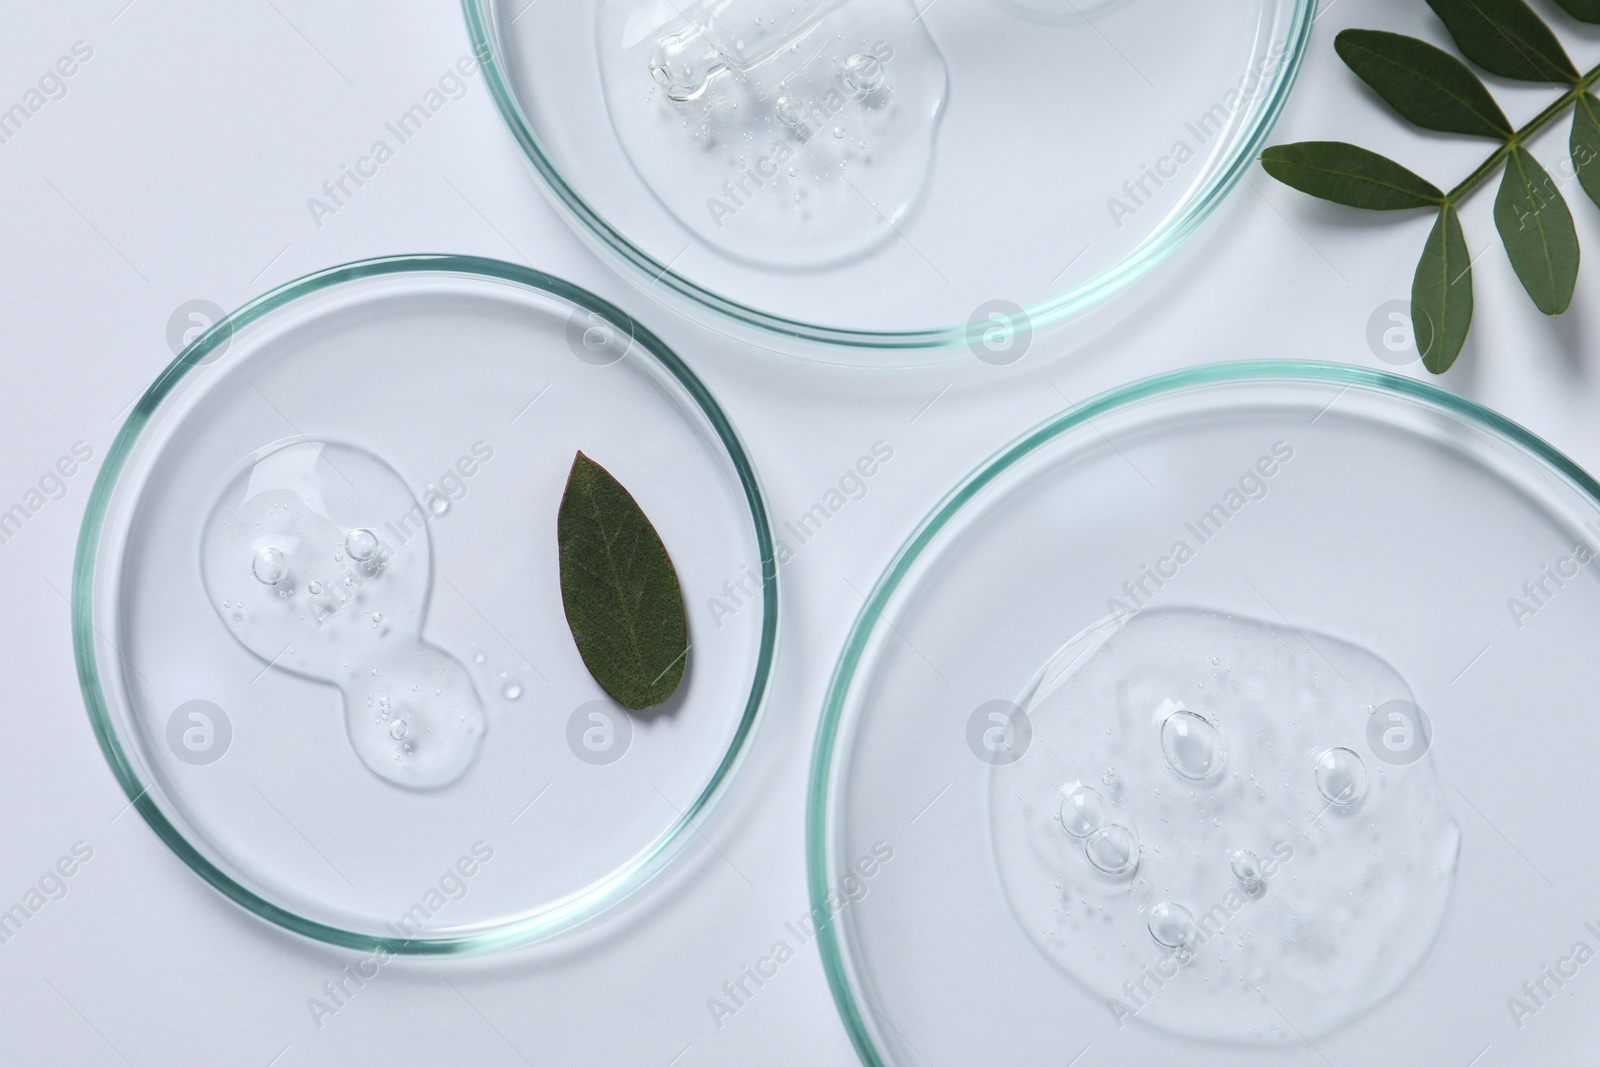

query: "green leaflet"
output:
1412 205 1474 373
1335 30 1510 139
1494 147 1580 315
1572 94 1600 210
1259 143 1443 210
557 452 689 711
1424 0 1576 83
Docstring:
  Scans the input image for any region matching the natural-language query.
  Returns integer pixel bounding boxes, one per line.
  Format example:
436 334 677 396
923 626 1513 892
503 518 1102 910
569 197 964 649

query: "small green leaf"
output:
1551 0 1600 23
1425 0 1577 83
1494 147 1580 314
557 452 688 711
1571 94 1600 209
1261 142 1444 209
1412 204 1474 373
1334 30 1511 139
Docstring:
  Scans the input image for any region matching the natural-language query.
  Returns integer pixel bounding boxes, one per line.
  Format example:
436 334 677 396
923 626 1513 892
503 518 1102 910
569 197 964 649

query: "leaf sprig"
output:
1261 0 1600 373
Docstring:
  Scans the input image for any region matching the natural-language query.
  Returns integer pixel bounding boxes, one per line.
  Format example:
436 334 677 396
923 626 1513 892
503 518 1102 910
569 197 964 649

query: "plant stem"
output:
1447 62 1600 203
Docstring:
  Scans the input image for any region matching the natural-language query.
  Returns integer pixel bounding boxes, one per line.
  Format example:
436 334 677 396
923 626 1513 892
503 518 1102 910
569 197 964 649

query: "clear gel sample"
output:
200 441 487 790
597 0 948 268
649 0 852 101
990 607 1460 1044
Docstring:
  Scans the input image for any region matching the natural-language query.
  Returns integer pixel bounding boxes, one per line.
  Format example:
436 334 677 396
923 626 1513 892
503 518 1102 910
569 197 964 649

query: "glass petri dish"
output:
808 362 1600 1062
463 0 1312 362
74 255 777 953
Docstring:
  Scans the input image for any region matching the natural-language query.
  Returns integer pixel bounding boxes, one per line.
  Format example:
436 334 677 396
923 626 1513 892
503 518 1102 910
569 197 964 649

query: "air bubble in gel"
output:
201 441 487 790
775 95 805 129
1084 824 1138 877
252 547 288 586
1316 746 1369 808
1147 902 1198 949
843 53 886 94
1059 785 1105 839
1159 708 1225 781
344 527 379 562
990 608 1460 1044
1230 849 1265 894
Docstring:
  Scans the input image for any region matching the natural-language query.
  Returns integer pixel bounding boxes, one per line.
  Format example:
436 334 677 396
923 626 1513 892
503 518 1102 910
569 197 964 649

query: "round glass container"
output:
464 0 1312 362
75 255 777 953
809 363 1600 1062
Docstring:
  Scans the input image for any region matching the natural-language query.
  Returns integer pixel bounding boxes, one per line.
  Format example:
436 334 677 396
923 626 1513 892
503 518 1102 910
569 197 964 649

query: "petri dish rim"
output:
803 360 1600 1063
460 0 1316 357
73 253 781 955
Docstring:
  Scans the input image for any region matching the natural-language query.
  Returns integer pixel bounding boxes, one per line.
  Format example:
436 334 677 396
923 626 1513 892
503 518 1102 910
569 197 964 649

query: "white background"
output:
4 0 1600 1064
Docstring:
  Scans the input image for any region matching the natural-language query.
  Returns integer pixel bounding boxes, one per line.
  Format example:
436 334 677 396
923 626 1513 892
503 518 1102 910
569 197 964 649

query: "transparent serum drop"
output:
597 0 949 268
200 441 487 789
989 607 1460 1044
